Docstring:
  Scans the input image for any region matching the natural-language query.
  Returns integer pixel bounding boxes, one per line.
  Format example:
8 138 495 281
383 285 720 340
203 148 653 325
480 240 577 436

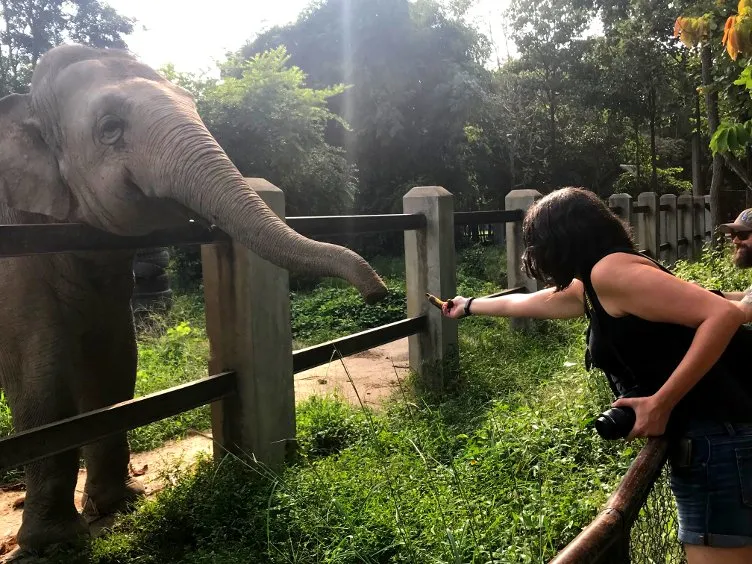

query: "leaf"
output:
711 126 730 154
736 123 750 147
728 124 739 151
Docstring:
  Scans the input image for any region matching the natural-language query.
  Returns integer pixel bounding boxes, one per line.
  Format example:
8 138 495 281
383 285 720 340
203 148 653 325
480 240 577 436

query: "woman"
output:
442 187 752 564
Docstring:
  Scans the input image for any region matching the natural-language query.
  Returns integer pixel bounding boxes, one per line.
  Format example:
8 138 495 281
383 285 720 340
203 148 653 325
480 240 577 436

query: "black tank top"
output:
582 248 752 433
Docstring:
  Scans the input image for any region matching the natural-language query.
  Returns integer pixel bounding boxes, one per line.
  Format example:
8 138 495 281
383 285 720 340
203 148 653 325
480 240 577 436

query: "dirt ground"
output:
0 338 409 551
294 337 410 406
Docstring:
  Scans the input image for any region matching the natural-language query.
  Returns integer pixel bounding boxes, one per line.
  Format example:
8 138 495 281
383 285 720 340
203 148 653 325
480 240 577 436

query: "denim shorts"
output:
669 420 752 547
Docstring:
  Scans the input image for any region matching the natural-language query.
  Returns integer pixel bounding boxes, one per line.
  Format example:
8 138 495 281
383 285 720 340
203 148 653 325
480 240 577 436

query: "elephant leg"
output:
79 307 144 521
5 349 88 552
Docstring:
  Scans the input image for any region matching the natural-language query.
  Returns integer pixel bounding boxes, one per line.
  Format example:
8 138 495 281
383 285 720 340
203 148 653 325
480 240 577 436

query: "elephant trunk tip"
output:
335 247 387 304
362 277 388 305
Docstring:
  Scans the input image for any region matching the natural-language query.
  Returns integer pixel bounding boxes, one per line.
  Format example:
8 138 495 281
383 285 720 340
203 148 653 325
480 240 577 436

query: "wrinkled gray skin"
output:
0 44 386 557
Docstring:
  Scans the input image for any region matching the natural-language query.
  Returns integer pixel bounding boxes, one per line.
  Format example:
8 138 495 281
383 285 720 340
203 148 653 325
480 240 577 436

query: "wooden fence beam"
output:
0 372 235 471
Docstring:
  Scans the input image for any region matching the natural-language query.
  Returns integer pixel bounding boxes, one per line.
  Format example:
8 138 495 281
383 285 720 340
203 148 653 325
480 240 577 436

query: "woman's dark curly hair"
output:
521 187 634 291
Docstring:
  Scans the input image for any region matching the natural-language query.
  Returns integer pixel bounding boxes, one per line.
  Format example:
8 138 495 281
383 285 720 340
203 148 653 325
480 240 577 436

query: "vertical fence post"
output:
608 193 633 226
404 186 458 390
693 196 706 257
636 192 659 258
677 193 695 261
659 194 678 266
704 194 712 242
201 178 295 468
505 189 541 330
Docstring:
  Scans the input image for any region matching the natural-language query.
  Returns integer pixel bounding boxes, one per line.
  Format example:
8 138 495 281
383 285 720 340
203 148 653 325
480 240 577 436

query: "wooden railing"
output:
0 180 530 473
608 192 712 265
0 184 704 561
550 439 670 563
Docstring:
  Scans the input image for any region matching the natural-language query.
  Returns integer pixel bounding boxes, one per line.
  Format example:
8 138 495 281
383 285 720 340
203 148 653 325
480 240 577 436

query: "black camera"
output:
594 388 640 440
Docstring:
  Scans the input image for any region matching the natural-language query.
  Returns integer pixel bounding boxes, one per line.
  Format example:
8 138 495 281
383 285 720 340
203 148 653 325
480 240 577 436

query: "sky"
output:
105 0 512 76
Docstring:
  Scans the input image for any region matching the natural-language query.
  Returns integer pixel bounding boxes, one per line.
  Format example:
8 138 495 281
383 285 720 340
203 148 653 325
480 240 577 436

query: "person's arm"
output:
441 280 585 320
592 253 747 439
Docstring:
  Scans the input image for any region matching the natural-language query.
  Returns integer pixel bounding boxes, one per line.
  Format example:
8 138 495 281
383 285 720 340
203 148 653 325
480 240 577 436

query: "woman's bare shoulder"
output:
590 252 656 286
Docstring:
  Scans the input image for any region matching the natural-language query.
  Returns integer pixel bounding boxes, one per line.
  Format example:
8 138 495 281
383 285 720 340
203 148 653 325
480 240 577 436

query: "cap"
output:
719 208 752 233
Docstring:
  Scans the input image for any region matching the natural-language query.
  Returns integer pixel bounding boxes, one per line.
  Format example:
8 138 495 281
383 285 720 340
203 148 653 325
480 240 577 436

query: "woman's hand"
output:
441 296 468 319
611 394 671 440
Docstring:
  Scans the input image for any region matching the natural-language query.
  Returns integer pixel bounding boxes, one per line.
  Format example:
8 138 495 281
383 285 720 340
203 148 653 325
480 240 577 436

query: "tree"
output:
674 1 752 231
161 47 357 217
505 0 596 183
0 0 133 96
241 0 491 213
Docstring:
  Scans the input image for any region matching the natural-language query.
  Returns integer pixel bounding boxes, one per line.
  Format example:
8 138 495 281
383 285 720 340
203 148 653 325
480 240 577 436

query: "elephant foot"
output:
81 477 144 523
14 511 88 560
0 547 49 564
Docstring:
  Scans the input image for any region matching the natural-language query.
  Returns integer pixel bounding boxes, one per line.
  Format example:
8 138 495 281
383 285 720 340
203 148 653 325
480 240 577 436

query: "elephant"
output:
0 44 387 559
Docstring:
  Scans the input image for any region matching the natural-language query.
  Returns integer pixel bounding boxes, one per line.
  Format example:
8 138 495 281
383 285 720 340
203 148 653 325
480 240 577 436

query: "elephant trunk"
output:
148 124 387 303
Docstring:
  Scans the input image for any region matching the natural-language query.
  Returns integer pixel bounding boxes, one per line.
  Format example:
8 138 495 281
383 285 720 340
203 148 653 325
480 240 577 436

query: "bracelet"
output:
464 297 475 317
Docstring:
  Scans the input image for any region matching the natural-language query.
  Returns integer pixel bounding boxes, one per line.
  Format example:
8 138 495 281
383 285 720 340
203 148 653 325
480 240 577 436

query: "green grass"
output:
128 295 212 452
8 242 720 562
673 242 752 291
52 312 636 564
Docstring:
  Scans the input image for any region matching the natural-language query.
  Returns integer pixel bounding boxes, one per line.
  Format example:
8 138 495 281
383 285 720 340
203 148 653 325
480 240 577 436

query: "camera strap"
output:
581 249 661 397
583 286 640 397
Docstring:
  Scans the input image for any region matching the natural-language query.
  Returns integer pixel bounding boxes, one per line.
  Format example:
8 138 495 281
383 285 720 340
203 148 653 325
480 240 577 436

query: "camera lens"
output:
595 406 636 440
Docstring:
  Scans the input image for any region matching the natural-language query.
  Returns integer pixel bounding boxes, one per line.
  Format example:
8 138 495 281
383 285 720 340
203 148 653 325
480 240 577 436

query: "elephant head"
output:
0 44 387 303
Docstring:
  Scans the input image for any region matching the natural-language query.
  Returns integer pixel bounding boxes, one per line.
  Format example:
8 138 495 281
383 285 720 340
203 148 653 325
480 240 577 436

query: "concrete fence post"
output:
636 192 659 259
404 186 458 390
608 193 633 229
677 193 695 261
201 178 295 468
505 189 541 330
704 194 712 242
659 194 678 266
693 196 706 257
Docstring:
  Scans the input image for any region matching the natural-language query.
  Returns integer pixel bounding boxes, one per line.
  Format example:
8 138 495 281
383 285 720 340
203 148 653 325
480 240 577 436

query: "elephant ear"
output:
0 93 71 220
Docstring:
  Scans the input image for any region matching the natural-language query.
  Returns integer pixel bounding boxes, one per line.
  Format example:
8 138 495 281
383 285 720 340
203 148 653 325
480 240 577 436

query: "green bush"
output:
78 315 631 564
296 395 370 458
673 242 752 292
457 243 507 286
291 278 407 346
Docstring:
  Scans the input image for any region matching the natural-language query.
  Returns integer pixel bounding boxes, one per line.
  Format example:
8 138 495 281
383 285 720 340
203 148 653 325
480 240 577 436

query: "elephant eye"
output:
97 115 124 145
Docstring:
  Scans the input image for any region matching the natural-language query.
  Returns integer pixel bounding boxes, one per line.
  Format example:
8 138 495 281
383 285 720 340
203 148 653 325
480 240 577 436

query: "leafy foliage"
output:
72 315 633 564
162 47 356 216
673 241 752 291
0 0 133 96
241 0 492 213
291 279 407 346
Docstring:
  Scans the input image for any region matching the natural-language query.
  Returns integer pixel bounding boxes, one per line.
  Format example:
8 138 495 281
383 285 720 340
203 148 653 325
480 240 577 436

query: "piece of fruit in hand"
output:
426 293 453 310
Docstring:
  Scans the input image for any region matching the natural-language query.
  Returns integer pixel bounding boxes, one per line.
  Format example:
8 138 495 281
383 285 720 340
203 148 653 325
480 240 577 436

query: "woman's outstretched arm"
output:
441 281 585 320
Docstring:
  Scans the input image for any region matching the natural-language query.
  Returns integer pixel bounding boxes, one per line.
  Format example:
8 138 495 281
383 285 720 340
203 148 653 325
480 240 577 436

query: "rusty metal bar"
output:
293 316 427 373
0 223 229 257
453 210 525 225
550 438 669 563
0 372 236 471
287 214 426 236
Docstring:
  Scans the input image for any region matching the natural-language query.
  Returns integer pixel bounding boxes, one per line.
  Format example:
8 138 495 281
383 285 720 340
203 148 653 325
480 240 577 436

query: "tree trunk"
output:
701 42 723 244
648 86 658 192
549 88 557 183
634 118 641 187
692 89 704 196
